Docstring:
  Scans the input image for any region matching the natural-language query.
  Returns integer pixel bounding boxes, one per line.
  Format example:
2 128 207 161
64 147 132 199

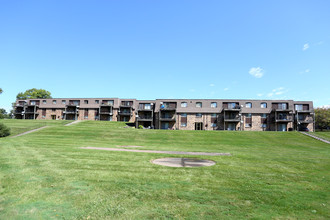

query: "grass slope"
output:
0 120 329 219
0 119 72 136
314 131 330 142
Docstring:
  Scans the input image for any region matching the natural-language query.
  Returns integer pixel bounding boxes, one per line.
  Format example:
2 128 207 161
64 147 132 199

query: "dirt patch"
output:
118 145 143 148
151 158 216 167
80 147 231 156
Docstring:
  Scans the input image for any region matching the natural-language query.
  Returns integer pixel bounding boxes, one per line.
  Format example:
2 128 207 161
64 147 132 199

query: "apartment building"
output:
14 98 314 131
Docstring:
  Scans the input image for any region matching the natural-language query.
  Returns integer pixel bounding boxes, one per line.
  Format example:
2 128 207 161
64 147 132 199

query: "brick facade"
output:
14 98 315 132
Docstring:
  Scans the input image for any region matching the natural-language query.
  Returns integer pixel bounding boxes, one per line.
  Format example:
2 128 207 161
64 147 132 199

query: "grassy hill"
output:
0 120 329 219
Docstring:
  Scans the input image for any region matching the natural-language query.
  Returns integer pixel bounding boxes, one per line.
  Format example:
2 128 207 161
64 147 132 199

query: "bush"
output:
0 123 10 137
138 125 144 129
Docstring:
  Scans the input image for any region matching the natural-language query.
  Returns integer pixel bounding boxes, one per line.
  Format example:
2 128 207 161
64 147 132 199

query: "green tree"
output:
0 108 9 119
0 123 10 137
16 88 52 100
0 88 3 94
315 108 330 131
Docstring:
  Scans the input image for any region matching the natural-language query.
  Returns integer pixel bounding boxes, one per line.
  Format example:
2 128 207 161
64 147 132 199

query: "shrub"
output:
138 125 144 129
0 123 10 137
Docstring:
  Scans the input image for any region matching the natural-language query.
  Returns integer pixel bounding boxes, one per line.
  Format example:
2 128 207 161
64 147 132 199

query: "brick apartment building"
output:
14 98 314 131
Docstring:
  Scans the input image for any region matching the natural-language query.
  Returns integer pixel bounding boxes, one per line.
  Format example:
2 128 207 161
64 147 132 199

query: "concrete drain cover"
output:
151 158 216 167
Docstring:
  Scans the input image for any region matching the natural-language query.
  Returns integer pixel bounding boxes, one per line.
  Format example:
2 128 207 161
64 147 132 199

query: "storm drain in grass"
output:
151 158 216 167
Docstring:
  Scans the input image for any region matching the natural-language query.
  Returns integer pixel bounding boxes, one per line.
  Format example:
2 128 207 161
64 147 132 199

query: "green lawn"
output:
0 120 329 219
0 119 72 136
314 131 330 142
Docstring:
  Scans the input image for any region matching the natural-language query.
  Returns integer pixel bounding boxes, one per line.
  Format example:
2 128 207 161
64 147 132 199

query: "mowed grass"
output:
314 131 330 142
0 120 329 219
0 119 72 136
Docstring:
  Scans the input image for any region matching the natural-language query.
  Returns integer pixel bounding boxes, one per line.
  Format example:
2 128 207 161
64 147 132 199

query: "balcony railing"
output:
99 111 112 115
137 116 153 121
224 106 241 111
275 116 293 122
224 116 241 122
160 116 176 121
64 111 79 114
297 117 313 123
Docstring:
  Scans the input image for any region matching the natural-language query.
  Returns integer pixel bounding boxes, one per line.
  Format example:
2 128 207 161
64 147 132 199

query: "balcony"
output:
275 116 293 122
160 107 176 111
118 111 131 116
223 106 241 111
159 116 176 121
25 111 39 114
137 116 153 121
273 108 292 112
297 116 313 124
67 103 80 107
64 111 79 114
100 103 113 106
295 109 312 113
138 108 153 111
99 111 113 115
224 116 241 122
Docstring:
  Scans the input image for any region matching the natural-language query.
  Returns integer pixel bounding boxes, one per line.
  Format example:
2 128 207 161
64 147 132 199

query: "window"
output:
181 113 187 117
228 102 238 109
95 100 99 104
52 100 56 104
211 113 217 118
246 113 252 118
52 108 56 112
246 102 252 108
295 104 303 111
261 113 267 118
279 103 287 110
196 102 202 108
42 100 47 104
42 115 46 118
261 102 267 108
211 102 217 108
260 124 267 128
84 100 88 104
196 113 202 117
245 123 252 128
181 122 187 127
211 123 217 127
144 104 151 110
298 114 305 120
62 100 66 105
30 101 36 105
181 102 187 108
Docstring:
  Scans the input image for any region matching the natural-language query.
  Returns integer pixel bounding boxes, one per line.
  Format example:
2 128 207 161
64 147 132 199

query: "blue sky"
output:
1 0 329 112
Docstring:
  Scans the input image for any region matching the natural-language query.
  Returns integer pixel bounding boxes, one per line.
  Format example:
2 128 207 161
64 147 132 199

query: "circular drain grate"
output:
151 158 216 167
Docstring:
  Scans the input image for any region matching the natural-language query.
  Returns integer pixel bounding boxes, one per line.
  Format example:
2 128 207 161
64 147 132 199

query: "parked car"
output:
299 127 309 132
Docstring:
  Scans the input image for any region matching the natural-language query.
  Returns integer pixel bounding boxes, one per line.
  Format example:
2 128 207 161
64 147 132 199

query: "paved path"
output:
80 147 231 156
300 132 330 144
11 126 48 138
64 120 82 126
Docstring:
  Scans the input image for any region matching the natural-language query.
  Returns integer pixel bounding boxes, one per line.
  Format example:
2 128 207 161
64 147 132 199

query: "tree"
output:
16 88 52 100
0 88 2 94
0 123 10 137
315 107 330 131
0 108 9 119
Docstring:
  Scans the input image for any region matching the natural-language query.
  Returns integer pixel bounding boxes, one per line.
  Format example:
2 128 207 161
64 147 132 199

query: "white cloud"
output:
209 83 215 87
299 69 310 74
303 43 309 51
224 88 229 91
249 67 264 78
267 87 288 97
